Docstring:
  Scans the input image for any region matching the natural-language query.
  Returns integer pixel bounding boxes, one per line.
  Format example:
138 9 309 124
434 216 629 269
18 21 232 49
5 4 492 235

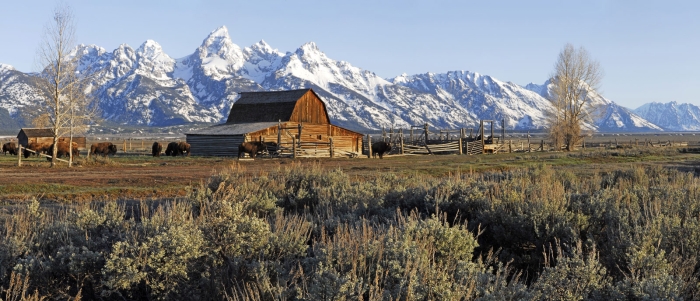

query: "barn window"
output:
317 135 322 140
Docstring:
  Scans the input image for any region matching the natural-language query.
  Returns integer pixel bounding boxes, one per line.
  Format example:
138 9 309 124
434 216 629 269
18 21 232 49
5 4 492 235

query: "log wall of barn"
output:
247 123 363 154
187 135 245 157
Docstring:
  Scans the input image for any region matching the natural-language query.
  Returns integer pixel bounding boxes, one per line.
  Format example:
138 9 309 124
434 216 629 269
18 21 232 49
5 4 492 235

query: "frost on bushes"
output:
102 214 204 300
529 241 608 301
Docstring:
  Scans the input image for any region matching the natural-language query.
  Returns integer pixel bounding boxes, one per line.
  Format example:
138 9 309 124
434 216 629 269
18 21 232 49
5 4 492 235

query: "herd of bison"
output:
1 141 190 160
2 140 394 160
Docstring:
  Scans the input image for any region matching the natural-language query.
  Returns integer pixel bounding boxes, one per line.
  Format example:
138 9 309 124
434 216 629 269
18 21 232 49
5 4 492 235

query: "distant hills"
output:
0 26 693 133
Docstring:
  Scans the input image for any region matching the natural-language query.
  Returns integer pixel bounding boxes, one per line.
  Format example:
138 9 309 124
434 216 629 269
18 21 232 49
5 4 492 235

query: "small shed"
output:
17 128 87 149
187 89 365 157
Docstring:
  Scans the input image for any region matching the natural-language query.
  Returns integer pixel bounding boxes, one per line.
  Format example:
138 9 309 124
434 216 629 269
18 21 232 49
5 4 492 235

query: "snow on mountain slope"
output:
634 102 700 131
392 71 553 129
0 63 43 117
69 41 223 126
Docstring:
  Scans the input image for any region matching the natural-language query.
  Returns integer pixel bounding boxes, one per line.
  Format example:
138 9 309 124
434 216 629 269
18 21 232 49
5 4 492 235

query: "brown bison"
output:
46 142 79 161
165 142 190 156
238 141 267 159
2 142 17 155
178 142 190 156
90 142 117 157
24 142 51 158
152 142 163 157
372 141 392 159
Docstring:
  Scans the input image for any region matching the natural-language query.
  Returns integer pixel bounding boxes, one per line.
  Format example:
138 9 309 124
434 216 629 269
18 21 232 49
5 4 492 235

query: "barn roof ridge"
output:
235 89 313 105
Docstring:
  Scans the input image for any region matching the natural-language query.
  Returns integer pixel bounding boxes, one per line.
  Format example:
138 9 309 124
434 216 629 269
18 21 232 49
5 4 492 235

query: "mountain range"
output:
0 26 692 133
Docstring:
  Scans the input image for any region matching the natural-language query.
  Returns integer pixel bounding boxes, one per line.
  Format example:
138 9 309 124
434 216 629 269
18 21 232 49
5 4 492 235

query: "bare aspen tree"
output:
64 69 98 167
547 43 603 151
34 4 94 167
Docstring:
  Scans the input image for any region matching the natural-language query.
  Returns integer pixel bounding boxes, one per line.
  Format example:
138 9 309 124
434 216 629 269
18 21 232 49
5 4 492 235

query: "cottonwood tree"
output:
547 43 603 151
34 4 96 167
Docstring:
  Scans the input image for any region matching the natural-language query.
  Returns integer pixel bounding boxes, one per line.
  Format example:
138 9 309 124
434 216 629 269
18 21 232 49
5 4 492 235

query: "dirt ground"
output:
2 144 700 202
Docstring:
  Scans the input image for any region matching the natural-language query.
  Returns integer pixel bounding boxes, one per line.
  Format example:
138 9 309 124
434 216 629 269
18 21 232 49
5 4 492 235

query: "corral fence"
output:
359 121 700 158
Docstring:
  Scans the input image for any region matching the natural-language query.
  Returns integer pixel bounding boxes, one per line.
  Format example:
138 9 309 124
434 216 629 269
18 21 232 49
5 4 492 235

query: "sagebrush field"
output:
0 147 699 300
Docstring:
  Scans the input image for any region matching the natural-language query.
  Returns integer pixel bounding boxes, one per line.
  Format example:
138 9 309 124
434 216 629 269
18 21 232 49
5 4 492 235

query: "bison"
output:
46 142 79 161
152 142 163 157
90 142 117 157
238 141 267 159
24 142 51 158
2 142 17 156
178 142 190 156
372 141 392 159
165 142 190 156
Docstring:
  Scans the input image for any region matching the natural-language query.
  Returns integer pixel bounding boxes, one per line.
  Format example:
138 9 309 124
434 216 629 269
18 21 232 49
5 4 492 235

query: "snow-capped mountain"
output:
0 26 666 132
634 102 700 131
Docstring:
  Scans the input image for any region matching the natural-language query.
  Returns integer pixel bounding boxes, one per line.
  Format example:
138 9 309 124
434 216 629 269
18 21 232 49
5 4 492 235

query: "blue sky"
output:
1 0 698 109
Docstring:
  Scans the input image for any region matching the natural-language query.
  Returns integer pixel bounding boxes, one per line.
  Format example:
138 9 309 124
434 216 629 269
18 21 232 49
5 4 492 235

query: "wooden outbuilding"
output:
17 128 87 149
186 89 365 157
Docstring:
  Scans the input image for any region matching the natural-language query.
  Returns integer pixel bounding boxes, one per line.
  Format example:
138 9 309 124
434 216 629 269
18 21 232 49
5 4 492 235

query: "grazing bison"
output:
238 141 267 159
152 142 163 157
2 142 17 155
165 142 177 156
46 142 79 161
177 142 190 156
372 141 392 159
24 142 51 158
90 142 117 157
165 142 190 156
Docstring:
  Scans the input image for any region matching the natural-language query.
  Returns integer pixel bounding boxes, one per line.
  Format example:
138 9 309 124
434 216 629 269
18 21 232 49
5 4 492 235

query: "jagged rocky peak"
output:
0 63 15 73
250 40 274 53
199 25 241 57
295 41 325 57
137 40 165 58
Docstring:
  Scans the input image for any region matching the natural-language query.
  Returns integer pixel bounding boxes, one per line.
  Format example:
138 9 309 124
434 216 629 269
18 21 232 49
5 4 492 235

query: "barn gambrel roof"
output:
225 89 329 124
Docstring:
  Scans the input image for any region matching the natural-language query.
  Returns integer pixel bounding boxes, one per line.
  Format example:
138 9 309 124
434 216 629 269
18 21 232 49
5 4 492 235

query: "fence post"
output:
292 137 297 159
509 140 512 153
329 137 334 158
17 145 22 167
399 134 404 154
480 120 485 147
297 123 303 143
527 131 531 152
466 140 469 155
424 123 429 145
367 135 373 158
458 137 463 155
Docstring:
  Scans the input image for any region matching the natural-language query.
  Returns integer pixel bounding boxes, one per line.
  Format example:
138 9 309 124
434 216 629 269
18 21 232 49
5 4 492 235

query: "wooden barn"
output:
17 128 87 149
186 89 365 157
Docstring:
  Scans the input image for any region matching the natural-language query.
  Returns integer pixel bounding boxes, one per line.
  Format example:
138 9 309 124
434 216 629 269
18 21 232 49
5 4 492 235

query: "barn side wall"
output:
187 135 245 157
